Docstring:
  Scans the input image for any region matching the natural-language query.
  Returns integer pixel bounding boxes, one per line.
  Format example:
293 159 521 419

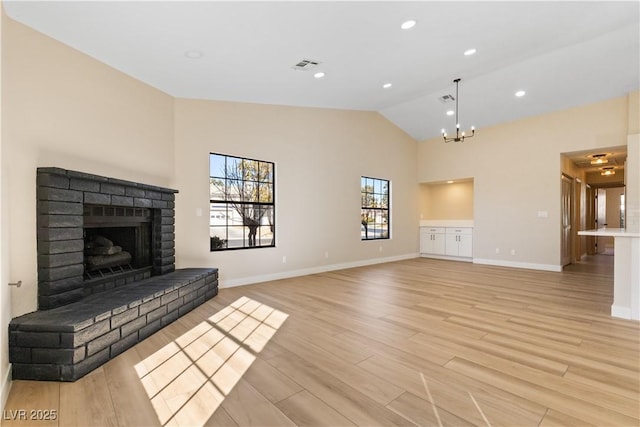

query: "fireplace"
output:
9 167 218 381
36 167 177 309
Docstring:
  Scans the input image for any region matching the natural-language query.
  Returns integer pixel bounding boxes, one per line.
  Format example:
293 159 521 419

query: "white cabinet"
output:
445 227 473 258
420 225 473 259
420 227 445 255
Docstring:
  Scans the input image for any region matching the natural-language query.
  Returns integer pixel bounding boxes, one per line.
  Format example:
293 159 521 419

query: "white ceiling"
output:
4 1 639 141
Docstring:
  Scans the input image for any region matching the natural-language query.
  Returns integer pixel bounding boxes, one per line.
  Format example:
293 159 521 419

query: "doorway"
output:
561 146 627 270
595 187 625 255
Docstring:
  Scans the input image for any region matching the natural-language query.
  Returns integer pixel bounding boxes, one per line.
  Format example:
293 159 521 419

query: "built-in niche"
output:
420 178 474 221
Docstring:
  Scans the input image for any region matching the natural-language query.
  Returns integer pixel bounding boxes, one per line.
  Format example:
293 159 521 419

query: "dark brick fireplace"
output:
9 168 218 381
35 167 177 310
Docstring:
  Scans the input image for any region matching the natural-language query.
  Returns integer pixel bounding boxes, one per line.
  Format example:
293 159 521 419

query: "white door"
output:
596 188 608 254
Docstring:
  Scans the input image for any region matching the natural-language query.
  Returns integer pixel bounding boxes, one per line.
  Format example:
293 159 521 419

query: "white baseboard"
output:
419 254 472 263
473 258 562 272
219 253 419 288
611 304 632 320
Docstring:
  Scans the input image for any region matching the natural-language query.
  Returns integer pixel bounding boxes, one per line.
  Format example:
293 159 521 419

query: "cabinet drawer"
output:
421 227 445 234
445 227 473 235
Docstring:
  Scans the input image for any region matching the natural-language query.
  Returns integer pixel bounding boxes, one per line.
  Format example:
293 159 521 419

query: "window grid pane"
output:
361 176 390 241
210 153 275 251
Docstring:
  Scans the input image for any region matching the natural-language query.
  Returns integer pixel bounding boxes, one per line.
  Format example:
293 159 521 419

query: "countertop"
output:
578 228 640 238
420 220 474 228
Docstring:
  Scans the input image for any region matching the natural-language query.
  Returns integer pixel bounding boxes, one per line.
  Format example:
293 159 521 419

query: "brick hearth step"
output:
9 268 218 381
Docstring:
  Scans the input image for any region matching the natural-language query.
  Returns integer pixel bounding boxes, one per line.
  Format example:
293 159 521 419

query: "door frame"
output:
561 174 574 267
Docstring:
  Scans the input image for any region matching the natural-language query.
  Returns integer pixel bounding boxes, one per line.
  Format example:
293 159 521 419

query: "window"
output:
210 153 275 250
361 176 389 240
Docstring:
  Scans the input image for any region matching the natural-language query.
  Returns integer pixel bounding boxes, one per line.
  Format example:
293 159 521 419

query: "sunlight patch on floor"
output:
135 296 288 426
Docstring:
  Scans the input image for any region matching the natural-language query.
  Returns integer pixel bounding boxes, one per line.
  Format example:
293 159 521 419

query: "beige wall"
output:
2 16 175 316
625 134 640 232
418 96 629 269
0 2 10 408
173 99 419 286
420 180 474 220
628 91 639 135
625 91 640 232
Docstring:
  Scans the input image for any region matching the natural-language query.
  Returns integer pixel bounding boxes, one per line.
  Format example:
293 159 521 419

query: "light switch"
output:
196 208 203 217
537 210 548 218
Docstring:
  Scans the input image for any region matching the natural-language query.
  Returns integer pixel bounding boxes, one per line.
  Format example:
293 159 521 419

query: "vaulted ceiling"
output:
4 1 639 141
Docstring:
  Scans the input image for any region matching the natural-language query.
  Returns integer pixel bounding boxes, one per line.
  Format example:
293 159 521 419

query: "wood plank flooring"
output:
3 257 639 426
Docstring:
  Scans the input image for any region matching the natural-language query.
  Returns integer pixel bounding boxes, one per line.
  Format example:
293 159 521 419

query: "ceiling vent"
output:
438 94 455 104
292 59 321 71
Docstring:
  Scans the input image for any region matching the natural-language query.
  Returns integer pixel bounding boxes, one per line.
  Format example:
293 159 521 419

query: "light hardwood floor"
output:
3 258 639 426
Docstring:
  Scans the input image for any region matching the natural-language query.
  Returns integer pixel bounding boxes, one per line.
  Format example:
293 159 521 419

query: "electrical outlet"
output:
325 251 329 259
511 249 516 256
495 248 500 254
282 255 287 264
379 246 383 252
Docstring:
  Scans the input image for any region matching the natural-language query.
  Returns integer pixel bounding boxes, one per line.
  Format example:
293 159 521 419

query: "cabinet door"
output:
419 230 431 253
445 234 459 256
458 234 473 257
433 233 446 254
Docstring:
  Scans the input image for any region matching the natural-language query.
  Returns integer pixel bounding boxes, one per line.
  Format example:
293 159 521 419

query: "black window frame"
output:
361 176 390 240
209 153 275 251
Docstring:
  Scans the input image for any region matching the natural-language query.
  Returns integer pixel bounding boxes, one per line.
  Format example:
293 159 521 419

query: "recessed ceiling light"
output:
313 72 325 79
446 110 454 116
383 83 392 89
185 50 203 59
515 90 526 97
464 48 477 56
401 20 416 30
447 181 454 184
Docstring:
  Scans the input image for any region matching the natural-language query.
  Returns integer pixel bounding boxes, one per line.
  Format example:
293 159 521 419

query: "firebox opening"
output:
83 205 153 281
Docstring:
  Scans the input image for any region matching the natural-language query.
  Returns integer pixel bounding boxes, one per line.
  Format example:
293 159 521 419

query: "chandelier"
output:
442 78 475 143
